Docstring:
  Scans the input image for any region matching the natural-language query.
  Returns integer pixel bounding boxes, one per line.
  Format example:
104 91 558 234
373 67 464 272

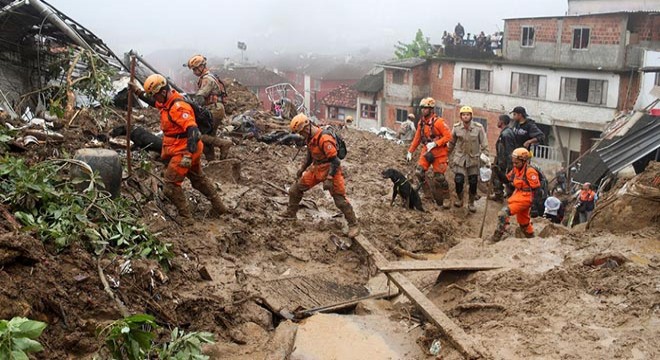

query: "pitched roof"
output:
353 70 384 93
379 57 427 69
215 66 287 87
320 64 368 80
322 85 358 109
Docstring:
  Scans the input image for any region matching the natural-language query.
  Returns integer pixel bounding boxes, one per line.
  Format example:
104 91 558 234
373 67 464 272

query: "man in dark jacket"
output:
490 115 516 201
510 106 545 149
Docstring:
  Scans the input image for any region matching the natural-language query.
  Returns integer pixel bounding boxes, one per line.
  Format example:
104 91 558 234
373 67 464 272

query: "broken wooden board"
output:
380 259 506 272
353 235 490 359
259 273 369 316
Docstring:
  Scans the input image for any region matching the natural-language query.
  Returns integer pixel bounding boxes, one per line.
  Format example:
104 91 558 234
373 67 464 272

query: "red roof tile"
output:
321 85 358 109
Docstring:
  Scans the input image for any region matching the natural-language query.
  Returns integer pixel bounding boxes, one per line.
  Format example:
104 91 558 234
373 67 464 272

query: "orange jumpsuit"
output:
408 114 452 173
156 90 204 186
505 164 541 234
300 129 346 196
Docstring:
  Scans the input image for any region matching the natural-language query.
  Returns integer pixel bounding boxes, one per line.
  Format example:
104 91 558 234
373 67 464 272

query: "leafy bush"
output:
0 156 172 264
0 317 47 360
98 314 215 360
98 314 158 360
158 328 215 360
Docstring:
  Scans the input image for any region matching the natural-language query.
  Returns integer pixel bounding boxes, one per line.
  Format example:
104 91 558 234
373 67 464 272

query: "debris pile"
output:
222 79 263 116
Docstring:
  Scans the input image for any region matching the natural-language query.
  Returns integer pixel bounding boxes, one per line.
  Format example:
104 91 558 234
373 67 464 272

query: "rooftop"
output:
352 70 384 93
215 66 288 87
322 85 358 109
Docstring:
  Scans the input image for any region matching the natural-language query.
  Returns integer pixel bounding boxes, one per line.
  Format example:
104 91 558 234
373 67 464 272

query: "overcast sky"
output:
52 0 567 61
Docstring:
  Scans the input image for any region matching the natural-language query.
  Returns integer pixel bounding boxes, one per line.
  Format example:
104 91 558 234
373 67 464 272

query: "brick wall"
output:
560 14 625 45
617 71 641 111
506 18 559 43
629 13 660 42
429 61 455 104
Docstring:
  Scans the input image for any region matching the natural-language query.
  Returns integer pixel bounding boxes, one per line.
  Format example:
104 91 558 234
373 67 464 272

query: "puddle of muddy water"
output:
290 313 425 360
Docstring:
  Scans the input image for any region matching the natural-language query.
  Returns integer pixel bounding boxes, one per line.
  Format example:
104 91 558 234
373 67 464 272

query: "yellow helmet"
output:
419 97 436 108
459 106 473 114
143 74 168 96
511 147 531 161
187 54 207 69
290 113 310 133
345 115 354 123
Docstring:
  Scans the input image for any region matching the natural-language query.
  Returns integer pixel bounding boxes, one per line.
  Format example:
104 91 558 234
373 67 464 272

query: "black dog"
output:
381 168 424 211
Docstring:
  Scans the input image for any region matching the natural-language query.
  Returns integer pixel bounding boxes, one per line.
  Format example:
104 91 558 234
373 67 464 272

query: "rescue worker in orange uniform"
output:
576 182 596 224
186 55 233 161
490 148 540 241
283 114 360 238
406 97 453 208
141 74 228 224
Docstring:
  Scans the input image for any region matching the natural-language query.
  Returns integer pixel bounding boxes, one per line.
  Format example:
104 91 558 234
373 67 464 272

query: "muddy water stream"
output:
290 313 426 360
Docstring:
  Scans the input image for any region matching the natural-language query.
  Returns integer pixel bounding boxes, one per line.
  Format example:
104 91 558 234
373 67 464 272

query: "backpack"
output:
321 127 347 160
522 163 549 218
168 98 215 135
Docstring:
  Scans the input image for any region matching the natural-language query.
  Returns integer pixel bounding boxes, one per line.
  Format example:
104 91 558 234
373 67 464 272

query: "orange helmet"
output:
143 74 168 96
511 147 531 161
419 97 436 108
459 106 473 114
187 55 207 69
290 113 310 133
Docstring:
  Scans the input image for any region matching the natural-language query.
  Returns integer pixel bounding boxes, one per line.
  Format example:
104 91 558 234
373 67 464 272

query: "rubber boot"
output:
520 224 535 238
201 135 217 161
163 183 194 226
439 188 451 209
217 138 232 160
189 173 229 217
468 193 477 213
454 191 464 208
489 229 504 243
281 183 304 219
334 195 360 238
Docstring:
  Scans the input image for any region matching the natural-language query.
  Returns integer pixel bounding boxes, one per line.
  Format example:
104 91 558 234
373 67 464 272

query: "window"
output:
396 109 408 123
655 73 660 87
473 117 487 132
572 28 590 50
461 68 491 92
361 104 377 119
561 77 607 105
511 72 547 98
328 106 338 119
521 26 535 47
437 65 443 79
393 70 405 84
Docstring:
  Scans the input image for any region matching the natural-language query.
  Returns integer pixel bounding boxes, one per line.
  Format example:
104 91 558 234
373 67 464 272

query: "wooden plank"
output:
353 235 489 360
380 259 506 272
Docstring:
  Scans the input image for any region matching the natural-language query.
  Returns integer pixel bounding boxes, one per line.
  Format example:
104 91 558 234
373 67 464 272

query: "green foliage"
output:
394 29 435 59
0 317 47 360
98 314 215 360
0 125 17 151
0 156 172 263
99 314 158 360
158 328 215 360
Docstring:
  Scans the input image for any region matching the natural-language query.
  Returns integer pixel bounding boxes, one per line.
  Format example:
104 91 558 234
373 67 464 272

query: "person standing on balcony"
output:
510 106 545 151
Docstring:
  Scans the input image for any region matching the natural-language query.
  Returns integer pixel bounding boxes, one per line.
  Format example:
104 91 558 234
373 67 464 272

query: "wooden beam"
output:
380 259 506 272
353 235 489 359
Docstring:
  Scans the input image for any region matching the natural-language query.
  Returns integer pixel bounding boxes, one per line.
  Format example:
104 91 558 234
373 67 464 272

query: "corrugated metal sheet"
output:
597 116 660 174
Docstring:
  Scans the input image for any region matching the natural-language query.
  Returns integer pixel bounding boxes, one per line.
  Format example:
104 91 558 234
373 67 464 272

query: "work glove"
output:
180 155 192 169
426 142 437 151
186 126 201 153
406 152 412 162
480 153 491 167
323 177 334 191
128 81 143 96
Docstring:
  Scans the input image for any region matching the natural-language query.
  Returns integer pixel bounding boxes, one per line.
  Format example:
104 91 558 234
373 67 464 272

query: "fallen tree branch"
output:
393 246 428 260
0 204 21 232
453 302 505 311
97 246 130 317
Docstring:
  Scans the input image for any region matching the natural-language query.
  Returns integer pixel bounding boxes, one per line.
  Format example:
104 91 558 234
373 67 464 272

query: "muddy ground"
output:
1 94 658 359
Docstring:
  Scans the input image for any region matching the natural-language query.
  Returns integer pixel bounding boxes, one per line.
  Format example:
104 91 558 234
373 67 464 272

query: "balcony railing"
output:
532 144 562 162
